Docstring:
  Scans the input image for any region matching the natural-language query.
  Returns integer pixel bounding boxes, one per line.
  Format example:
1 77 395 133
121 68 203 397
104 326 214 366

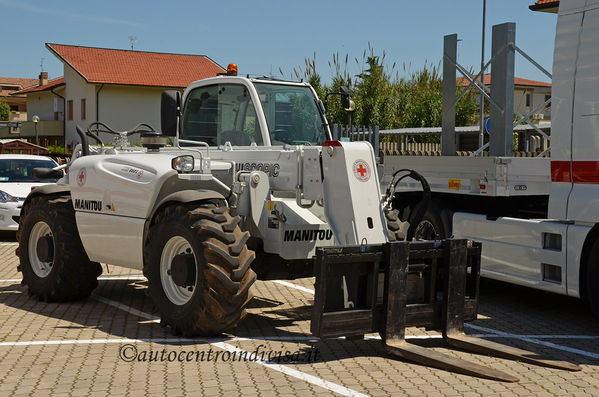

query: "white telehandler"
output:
17 68 578 381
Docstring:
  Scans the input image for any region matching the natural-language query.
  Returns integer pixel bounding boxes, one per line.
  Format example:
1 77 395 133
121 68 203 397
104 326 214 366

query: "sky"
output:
0 0 557 85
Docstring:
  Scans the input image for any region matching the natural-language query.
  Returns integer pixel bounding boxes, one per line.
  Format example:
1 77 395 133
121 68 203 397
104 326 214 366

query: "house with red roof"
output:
457 73 552 123
14 44 224 146
0 76 38 122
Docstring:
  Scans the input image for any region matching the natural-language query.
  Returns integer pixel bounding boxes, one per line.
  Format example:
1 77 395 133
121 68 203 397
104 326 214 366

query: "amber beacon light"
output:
227 63 238 76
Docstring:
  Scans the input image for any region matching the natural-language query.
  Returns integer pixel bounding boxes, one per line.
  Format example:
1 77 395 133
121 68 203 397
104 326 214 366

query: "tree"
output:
289 47 480 135
0 98 9 121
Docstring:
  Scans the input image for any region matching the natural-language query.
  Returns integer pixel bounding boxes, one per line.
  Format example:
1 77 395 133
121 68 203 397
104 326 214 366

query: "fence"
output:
333 124 549 158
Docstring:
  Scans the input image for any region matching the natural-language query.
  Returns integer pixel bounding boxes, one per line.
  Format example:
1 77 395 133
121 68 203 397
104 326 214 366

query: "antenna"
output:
128 36 137 50
40 57 44 72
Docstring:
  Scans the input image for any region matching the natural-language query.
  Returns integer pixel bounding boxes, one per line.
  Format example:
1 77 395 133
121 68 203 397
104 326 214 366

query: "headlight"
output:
0 190 18 203
172 156 194 173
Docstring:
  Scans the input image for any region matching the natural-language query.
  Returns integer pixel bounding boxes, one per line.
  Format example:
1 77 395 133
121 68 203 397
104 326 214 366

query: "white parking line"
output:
211 340 368 397
274 280 599 359
0 275 147 284
465 323 599 360
0 335 322 347
93 295 369 397
0 242 17 246
272 280 316 295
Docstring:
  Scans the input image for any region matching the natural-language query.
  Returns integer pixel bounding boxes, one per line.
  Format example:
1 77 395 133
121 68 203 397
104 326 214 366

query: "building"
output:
0 77 38 121
14 44 225 146
9 76 66 143
457 73 552 122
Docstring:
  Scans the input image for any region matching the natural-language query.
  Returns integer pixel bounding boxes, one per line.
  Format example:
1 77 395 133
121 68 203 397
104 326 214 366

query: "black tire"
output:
408 201 449 241
16 195 102 301
585 238 599 317
385 208 407 241
145 201 256 336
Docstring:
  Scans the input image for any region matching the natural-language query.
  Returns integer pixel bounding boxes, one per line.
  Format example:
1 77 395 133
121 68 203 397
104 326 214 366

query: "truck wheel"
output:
145 202 256 336
16 195 102 301
408 201 449 240
585 239 599 316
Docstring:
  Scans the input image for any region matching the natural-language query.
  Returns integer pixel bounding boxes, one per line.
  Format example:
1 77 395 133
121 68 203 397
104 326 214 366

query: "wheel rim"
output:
160 236 197 305
414 220 439 240
28 221 54 278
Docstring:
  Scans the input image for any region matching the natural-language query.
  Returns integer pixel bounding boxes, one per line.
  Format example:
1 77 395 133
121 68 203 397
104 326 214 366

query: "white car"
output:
0 154 60 231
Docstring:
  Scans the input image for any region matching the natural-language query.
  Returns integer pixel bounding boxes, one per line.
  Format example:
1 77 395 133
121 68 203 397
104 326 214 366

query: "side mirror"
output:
340 86 351 110
161 90 181 137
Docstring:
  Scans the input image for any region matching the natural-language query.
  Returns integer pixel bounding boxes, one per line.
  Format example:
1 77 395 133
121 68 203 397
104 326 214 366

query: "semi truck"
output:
383 0 599 315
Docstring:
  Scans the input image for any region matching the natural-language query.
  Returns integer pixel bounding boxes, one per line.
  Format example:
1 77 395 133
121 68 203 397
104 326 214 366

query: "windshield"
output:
254 83 328 146
0 158 58 183
181 84 263 146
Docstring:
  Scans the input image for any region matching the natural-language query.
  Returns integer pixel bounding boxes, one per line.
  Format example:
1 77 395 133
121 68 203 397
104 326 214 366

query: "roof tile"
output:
457 73 551 88
46 44 225 88
14 77 65 95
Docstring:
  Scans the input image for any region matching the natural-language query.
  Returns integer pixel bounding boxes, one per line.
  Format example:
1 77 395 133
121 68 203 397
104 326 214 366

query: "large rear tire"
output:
585 238 599 317
408 201 450 241
17 195 102 301
145 201 256 336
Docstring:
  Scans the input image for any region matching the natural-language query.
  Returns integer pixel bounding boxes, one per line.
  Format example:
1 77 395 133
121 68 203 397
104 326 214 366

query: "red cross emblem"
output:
77 168 86 186
356 164 367 177
352 159 370 182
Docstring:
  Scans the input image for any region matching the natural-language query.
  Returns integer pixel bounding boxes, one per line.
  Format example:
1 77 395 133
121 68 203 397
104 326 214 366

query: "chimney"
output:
39 71 48 86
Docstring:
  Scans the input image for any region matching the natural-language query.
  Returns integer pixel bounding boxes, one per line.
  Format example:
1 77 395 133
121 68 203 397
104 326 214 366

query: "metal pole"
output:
478 0 487 152
442 34 457 156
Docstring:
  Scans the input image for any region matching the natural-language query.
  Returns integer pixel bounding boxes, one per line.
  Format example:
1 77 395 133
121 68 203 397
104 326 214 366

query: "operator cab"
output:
163 72 330 147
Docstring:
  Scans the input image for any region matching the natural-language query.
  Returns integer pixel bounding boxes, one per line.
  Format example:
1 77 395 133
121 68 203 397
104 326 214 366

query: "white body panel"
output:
69 153 178 219
76 212 145 269
454 212 592 297
454 213 569 294
68 153 192 269
261 198 333 260
321 142 387 245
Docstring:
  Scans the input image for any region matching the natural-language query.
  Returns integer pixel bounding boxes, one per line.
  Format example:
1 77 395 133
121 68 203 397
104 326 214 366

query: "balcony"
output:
0 120 64 139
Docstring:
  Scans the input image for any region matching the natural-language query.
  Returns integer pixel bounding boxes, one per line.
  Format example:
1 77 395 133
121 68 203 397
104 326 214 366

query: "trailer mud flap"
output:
311 239 580 382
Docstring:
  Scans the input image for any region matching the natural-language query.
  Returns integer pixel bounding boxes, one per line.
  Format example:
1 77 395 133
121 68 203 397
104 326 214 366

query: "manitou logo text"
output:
74 199 103 211
283 229 333 242
235 162 280 177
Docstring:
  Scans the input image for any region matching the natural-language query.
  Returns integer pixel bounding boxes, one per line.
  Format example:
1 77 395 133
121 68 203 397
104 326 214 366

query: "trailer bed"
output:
381 155 550 197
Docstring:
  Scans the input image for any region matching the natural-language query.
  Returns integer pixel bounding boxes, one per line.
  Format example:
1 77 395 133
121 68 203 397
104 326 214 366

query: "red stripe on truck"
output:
551 161 599 183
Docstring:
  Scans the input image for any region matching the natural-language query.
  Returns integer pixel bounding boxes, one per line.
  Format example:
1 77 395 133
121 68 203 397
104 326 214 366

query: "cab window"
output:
181 84 263 146
254 83 327 146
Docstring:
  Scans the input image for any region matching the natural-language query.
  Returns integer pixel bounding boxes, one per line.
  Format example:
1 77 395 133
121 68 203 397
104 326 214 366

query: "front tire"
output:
17 195 102 301
145 202 256 336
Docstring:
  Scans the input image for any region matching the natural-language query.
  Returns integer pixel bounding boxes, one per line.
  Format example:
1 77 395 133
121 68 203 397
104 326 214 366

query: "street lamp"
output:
32 115 39 145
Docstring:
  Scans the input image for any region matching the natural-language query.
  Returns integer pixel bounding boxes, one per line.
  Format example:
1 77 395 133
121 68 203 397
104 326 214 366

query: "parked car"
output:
0 154 60 231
